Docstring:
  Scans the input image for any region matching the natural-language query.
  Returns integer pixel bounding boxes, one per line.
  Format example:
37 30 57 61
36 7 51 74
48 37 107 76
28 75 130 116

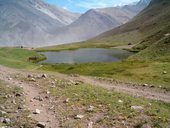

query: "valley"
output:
0 0 170 127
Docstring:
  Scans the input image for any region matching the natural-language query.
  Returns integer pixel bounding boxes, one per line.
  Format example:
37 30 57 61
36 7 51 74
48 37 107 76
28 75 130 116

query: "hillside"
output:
0 0 80 47
51 0 150 44
92 0 170 48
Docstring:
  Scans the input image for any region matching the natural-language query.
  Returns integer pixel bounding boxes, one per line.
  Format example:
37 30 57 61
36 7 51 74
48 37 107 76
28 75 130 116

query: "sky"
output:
45 0 139 13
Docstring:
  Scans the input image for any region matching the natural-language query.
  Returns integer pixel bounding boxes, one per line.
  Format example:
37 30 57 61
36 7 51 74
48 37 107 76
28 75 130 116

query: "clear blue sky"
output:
45 0 139 13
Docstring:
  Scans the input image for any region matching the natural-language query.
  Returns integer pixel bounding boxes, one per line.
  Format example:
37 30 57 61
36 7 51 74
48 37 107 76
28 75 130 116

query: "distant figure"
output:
128 43 132 45
28 56 37 61
21 46 24 48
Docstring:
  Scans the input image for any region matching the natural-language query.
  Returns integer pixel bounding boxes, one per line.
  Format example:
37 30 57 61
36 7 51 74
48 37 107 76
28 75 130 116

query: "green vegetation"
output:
0 80 35 127
40 59 170 90
0 47 45 69
49 81 170 127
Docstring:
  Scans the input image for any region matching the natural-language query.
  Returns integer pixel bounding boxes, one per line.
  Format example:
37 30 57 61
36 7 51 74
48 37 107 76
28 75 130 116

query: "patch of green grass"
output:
0 47 45 69
40 59 170 90
49 83 170 127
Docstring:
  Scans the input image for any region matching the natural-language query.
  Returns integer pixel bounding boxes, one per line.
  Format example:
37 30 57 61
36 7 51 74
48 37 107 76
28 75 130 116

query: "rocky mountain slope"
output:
52 0 151 44
0 0 80 47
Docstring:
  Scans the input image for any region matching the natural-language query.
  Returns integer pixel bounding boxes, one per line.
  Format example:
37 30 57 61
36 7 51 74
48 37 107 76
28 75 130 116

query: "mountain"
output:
50 0 151 45
87 0 170 60
93 0 170 45
0 0 150 47
0 0 80 46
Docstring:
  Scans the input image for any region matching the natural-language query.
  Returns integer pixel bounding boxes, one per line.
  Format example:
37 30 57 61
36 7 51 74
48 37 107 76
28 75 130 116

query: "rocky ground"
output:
0 65 170 128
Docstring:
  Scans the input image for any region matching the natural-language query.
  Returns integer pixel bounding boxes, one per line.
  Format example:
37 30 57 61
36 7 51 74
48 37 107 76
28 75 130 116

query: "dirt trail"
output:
0 66 59 127
76 76 170 103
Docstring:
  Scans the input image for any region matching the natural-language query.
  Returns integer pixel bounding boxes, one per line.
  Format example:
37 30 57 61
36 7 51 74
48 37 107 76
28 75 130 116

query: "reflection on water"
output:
38 48 133 64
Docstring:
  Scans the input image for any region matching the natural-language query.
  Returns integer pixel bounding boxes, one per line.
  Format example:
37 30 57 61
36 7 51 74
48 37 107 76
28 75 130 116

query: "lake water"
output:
38 48 133 64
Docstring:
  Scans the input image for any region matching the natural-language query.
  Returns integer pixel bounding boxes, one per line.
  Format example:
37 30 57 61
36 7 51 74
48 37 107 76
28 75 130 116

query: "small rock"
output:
42 74 47 78
51 81 55 85
0 117 4 123
8 78 12 81
30 78 36 82
12 99 16 105
34 96 43 101
163 71 167 74
64 98 70 103
3 118 11 124
33 109 41 114
75 82 80 85
131 106 143 111
37 122 46 128
27 74 33 78
15 93 22 97
165 33 170 37
18 106 23 110
150 85 154 88
46 90 50 94
0 110 7 115
143 84 148 87
87 106 94 112
118 100 123 103
74 115 84 119
88 121 93 128
98 104 102 107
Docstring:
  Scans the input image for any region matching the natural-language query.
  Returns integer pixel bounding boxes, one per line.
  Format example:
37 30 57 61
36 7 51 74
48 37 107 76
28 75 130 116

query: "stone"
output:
165 33 170 37
33 109 41 114
143 84 148 87
0 110 7 115
8 78 12 81
74 115 84 119
51 81 55 85
12 99 16 105
118 100 123 103
131 106 143 111
0 117 4 123
18 106 23 110
15 93 22 97
46 90 50 94
37 122 46 128
163 71 167 74
30 78 36 82
34 96 43 101
27 74 33 78
63 98 70 103
88 121 93 128
42 74 47 78
87 106 94 112
3 118 11 124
